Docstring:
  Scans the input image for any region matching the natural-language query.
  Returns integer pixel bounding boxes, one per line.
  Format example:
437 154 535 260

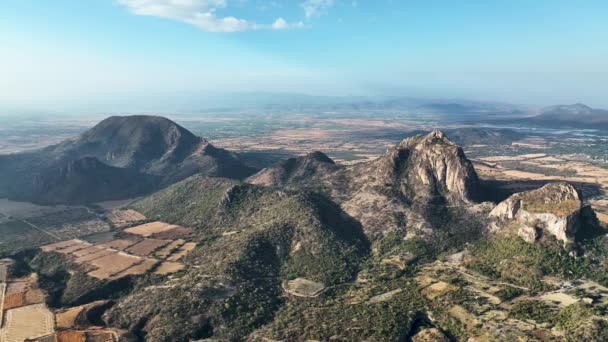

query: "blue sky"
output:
1 0 607 113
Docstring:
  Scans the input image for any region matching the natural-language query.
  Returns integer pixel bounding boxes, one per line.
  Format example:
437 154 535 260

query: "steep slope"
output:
26 157 160 204
367 130 479 203
105 174 369 340
0 115 256 204
46 115 203 173
248 130 481 238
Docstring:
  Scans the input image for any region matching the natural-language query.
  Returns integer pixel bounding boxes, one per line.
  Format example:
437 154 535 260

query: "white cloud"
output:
301 0 334 19
117 0 301 32
271 17 305 30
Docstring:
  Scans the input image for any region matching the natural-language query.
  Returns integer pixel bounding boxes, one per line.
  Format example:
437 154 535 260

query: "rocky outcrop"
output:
412 328 449 342
372 130 479 203
489 182 589 243
246 131 482 238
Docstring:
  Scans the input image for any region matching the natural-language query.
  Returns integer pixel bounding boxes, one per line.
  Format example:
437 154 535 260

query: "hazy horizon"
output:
2 0 607 113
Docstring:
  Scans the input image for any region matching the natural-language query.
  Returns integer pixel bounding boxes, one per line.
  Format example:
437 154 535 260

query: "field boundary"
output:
0 283 5 328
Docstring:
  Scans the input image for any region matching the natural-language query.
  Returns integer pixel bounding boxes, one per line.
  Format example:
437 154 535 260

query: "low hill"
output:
106 174 369 340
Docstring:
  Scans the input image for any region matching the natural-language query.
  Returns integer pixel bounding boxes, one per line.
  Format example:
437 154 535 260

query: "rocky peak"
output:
489 182 589 243
374 130 479 203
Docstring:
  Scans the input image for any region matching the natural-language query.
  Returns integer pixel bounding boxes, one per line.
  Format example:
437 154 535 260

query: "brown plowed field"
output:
150 226 193 239
155 239 185 258
106 209 146 227
85 330 116 342
88 252 141 279
56 330 86 342
56 241 92 254
74 249 115 264
72 245 105 257
97 238 140 251
113 258 158 278
124 222 176 237
167 242 197 261
3 292 25 310
25 289 46 305
154 262 185 275
126 239 171 256
56 306 84 329
40 239 81 252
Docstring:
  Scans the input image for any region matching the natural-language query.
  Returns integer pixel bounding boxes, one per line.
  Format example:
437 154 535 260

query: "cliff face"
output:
247 130 482 238
489 182 585 243
372 130 479 204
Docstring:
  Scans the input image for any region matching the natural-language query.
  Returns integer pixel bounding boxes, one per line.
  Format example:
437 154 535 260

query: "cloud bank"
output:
117 0 304 32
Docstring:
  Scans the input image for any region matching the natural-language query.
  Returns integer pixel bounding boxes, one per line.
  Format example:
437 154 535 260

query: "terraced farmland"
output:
39 221 197 280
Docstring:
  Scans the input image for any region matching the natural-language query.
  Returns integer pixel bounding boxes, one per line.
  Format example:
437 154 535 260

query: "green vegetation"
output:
509 300 556 323
466 237 608 291
266 278 426 341
495 287 524 301
522 199 580 216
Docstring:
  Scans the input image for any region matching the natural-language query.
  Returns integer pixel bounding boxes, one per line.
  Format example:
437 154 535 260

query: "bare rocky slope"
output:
250 130 481 238
0 115 257 204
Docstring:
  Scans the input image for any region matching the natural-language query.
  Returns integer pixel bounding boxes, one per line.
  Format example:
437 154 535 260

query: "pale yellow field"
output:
88 252 141 279
0 303 55 342
154 262 185 275
166 242 196 261
40 239 84 253
124 221 177 237
155 239 185 258
113 258 159 278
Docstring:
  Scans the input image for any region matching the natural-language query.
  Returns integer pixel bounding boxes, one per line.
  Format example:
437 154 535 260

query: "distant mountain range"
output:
494 103 608 130
0 115 257 204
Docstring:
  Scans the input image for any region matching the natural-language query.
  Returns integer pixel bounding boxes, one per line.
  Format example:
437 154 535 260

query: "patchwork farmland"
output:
39 220 196 280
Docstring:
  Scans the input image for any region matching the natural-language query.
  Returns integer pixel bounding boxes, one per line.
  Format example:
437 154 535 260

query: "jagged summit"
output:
373 130 479 203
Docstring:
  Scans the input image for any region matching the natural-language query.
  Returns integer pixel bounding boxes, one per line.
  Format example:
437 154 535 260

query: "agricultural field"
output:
0 271 55 342
0 303 55 342
0 206 111 256
39 221 196 280
105 209 146 228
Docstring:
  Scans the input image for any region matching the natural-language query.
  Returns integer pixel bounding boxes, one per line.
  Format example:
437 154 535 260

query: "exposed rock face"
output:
412 328 449 342
371 130 479 203
248 131 482 238
489 182 586 243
